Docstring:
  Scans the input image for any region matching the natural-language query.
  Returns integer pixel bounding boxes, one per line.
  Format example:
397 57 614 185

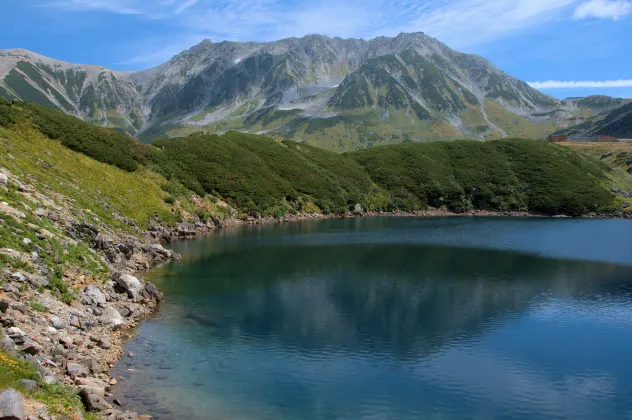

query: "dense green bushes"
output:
0 99 617 216
350 140 616 216
151 132 379 215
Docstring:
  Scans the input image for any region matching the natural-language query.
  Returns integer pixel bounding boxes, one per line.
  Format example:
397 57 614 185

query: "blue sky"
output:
3 0 632 98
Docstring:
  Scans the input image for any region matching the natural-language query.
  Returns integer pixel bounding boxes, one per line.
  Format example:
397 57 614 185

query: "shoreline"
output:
2 198 630 418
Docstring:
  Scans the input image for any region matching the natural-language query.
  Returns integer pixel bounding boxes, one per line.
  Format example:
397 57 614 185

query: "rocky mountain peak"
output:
0 32 625 149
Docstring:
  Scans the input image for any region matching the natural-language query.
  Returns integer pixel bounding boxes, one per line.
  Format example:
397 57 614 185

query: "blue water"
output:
111 217 632 419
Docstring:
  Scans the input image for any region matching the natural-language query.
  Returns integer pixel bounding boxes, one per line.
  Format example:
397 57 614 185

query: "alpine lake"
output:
110 216 632 420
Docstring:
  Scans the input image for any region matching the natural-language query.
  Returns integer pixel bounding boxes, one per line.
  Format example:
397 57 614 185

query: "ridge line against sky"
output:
4 0 632 98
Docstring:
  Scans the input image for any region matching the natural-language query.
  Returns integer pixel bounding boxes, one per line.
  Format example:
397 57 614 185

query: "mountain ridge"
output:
1 33 629 150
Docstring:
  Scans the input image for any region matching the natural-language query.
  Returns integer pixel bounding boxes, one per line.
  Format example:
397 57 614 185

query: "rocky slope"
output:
1 33 626 150
553 100 632 138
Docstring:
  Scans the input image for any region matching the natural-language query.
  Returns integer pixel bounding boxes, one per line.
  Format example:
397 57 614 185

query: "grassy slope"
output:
0 351 100 419
0 99 620 218
485 100 556 139
561 142 632 211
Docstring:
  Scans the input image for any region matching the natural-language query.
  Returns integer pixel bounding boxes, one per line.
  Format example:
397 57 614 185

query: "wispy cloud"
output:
175 0 199 14
41 0 632 68
573 0 632 20
49 0 144 15
528 79 632 89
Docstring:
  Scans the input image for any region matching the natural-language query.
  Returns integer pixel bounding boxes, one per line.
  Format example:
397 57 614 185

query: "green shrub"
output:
350 139 615 216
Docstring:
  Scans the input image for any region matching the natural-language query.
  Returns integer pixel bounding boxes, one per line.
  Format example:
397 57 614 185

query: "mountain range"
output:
1 32 630 150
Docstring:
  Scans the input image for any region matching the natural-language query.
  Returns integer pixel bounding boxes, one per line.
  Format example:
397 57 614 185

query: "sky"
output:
2 0 632 98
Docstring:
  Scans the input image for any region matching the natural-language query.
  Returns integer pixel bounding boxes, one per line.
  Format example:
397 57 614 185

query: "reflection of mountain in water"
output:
150 243 632 359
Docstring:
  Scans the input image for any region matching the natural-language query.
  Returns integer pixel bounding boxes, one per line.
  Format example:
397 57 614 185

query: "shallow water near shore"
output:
111 217 632 419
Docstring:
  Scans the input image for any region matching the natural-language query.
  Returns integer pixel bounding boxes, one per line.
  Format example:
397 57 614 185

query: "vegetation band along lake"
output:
111 217 632 419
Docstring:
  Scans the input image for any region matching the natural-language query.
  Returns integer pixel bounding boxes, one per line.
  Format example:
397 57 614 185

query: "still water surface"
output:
111 217 632 419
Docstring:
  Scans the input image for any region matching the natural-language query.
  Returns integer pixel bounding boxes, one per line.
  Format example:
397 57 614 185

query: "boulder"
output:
0 300 9 313
79 388 111 412
98 307 123 330
0 388 24 420
20 340 42 355
0 336 15 352
6 327 24 339
17 379 37 391
90 335 112 350
112 273 142 299
10 272 25 283
83 358 103 374
67 361 89 378
144 282 163 302
0 173 7 185
49 315 65 330
84 285 107 306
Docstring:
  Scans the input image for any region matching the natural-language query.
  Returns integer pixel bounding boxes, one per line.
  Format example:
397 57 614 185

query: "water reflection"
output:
112 217 632 420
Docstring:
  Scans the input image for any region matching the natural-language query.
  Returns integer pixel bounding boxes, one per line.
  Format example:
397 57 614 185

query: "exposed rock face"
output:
0 388 25 420
3 33 621 145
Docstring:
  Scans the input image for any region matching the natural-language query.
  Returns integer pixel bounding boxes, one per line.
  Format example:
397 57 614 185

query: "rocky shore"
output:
0 168 220 419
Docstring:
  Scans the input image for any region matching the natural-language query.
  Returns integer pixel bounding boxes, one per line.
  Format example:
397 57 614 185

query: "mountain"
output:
0 33 627 150
0 49 144 133
553 100 632 138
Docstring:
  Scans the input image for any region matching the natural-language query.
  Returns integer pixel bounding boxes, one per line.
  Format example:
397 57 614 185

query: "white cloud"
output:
42 0 630 67
528 79 632 89
573 0 632 20
175 0 199 14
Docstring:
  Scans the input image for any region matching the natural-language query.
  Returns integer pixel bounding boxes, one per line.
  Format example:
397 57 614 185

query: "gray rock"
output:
0 335 16 352
84 358 103 374
59 336 73 348
18 379 37 391
20 340 42 355
0 173 7 186
69 314 81 328
79 388 111 412
21 238 31 246
10 272 25 282
49 315 65 330
35 208 45 217
0 388 24 420
112 273 142 299
11 304 27 314
144 282 162 302
98 307 123 330
66 362 89 378
116 306 131 318
84 285 107 306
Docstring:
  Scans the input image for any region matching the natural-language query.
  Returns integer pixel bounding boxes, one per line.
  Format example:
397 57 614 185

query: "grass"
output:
484 99 557 139
561 142 632 211
0 351 100 420
0 98 620 217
